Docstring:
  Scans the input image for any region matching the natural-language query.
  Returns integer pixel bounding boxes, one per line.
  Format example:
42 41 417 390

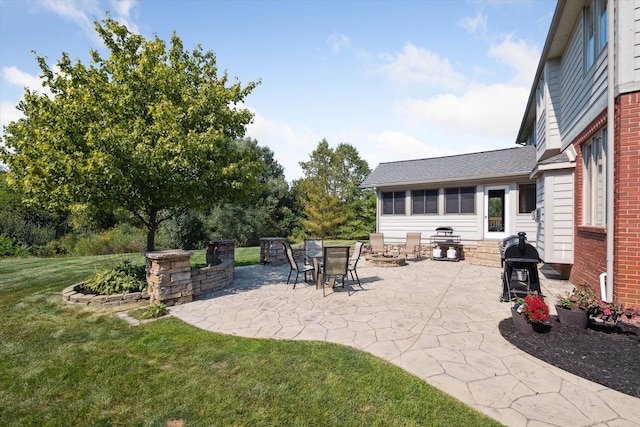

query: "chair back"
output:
304 239 323 260
406 232 421 248
369 233 385 254
322 246 349 276
282 242 298 271
350 241 364 264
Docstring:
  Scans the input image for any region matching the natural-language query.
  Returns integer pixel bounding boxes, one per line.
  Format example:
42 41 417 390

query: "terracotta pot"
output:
556 305 588 329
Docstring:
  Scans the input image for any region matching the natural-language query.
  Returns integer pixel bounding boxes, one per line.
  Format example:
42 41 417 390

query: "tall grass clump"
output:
62 223 146 256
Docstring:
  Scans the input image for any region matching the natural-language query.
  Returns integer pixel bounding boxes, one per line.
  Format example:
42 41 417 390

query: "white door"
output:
484 185 509 239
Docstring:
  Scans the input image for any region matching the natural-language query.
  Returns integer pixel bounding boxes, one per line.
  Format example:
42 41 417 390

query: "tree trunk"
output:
146 210 158 252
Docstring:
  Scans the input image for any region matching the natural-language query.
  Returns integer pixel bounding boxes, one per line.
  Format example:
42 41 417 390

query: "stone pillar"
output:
259 237 287 265
144 249 193 306
206 240 235 266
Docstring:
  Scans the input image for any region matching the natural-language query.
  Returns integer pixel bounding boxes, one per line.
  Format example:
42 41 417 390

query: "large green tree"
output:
1 18 261 251
297 139 374 238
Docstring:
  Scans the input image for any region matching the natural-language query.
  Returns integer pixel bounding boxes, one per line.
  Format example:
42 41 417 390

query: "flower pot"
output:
556 305 588 329
511 308 534 334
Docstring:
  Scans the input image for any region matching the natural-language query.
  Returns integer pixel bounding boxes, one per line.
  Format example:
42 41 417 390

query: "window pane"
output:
460 187 475 214
519 184 536 214
394 192 405 215
426 189 438 214
412 190 425 214
585 5 595 68
598 0 607 50
445 189 458 214
382 192 394 215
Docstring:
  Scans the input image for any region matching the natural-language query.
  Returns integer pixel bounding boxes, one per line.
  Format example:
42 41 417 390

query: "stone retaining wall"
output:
63 240 236 307
62 284 149 305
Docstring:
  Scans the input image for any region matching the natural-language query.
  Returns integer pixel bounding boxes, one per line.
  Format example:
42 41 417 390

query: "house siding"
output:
547 172 574 264
536 177 545 256
376 181 537 246
559 12 608 153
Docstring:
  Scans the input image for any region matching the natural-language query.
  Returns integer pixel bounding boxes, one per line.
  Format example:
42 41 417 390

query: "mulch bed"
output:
499 316 640 398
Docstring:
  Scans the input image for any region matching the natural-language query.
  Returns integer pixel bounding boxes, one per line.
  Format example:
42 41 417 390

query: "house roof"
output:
360 145 536 189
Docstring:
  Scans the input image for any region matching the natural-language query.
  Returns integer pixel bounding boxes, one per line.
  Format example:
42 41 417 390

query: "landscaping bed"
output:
499 316 640 398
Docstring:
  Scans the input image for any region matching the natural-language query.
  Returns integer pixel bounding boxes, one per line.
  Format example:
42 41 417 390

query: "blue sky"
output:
0 0 555 181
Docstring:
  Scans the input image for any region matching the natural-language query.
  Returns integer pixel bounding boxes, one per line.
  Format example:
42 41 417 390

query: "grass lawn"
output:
0 252 503 426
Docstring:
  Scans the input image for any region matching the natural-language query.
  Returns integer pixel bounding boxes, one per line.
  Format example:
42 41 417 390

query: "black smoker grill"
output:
500 232 542 302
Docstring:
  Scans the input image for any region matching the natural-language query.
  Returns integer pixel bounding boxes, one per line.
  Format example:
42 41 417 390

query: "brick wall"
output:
613 91 640 306
570 92 640 307
570 110 608 295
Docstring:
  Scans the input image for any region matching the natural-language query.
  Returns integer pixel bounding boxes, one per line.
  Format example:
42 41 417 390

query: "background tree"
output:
297 139 373 238
0 170 69 255
1 18 261 251
205 139 294 246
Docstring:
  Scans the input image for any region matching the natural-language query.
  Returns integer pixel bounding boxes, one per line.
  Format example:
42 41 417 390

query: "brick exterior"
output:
570 92 640 307
570 111 608 293
613 91 640 306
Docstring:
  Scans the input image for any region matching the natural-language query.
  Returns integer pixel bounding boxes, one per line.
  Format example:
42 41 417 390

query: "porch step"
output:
469 241 502 268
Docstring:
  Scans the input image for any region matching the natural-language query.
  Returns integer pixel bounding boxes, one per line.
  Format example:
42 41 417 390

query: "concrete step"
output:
468 256 502 268
474 251 502 261
469 240 502 268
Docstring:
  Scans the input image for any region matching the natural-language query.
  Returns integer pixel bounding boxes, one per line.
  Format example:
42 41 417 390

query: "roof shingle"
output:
360 145 536 188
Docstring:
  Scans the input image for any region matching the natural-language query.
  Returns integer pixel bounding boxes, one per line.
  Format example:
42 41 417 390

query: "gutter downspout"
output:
605 0 615 303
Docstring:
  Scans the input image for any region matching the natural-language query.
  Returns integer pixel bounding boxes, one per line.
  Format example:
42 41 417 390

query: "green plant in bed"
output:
81 259 147 295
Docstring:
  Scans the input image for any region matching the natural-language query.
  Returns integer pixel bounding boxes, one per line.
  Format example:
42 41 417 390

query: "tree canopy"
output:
296 139 375 238
1 18 261 250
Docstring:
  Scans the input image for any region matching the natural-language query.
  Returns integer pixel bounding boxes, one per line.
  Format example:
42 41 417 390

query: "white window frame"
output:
582 128 607 226
584 0 607 71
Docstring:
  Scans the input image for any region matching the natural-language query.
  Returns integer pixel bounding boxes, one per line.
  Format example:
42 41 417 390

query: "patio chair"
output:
369 233 388 255
320 246 350 297
282 242 314 288
399 232 422 260
304 239 323 265
348 241 365 294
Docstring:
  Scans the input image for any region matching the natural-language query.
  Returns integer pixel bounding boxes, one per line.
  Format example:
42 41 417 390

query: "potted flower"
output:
589 300 624 326
555 284 594 328
512 292 550 333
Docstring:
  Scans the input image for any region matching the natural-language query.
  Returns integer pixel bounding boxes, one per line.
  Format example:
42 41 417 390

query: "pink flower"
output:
604 308 611 316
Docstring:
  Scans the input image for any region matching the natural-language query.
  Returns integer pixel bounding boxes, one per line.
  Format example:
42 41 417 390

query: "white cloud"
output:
327 32 350 53
245 107 322 181
38 0 101 41
37 0 140 41
367 130 455 162
2 66 53 98
1 101 24 131
379 43 466 91
396 83 529 139
459 12 487 34
489 35 539 86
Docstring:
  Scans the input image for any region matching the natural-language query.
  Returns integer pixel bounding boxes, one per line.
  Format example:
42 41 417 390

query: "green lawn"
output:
0 252 503 426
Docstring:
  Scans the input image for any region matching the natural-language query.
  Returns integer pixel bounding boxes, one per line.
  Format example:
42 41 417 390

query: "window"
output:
584 0 607 70
444 187 475 214
518 184 536 214
382 191 405 215
412 189 438 214
582 128 606 226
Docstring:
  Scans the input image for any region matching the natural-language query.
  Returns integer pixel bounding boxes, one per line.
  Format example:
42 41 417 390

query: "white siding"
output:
535 177 545 256
558 11 608 151
541 170 574 264
617 0 640 93
377 182 537 246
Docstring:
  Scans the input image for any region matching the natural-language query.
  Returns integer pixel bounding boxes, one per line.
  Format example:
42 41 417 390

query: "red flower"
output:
522 294 550 323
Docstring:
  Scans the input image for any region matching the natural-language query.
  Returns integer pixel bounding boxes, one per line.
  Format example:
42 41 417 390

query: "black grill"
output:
500 232 542 302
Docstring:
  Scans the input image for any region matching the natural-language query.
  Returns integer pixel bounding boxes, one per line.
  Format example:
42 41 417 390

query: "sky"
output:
0 0 556 182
